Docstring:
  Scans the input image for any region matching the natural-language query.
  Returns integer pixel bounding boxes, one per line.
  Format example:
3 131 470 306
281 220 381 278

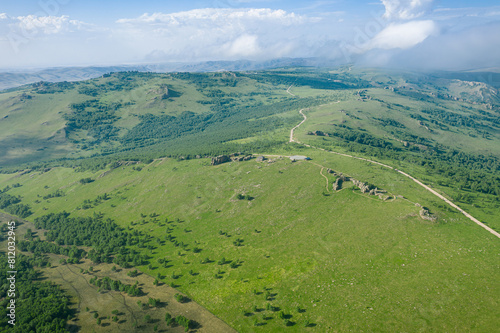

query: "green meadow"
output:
0 67 499 332
1 153 498 332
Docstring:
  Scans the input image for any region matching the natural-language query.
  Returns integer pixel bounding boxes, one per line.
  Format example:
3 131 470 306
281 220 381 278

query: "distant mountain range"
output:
0 58 341 91
1 58 499 91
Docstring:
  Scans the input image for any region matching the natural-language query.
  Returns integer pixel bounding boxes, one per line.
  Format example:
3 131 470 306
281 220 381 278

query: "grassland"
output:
1 152 499 332
1 67 499 332
0 70 338 167
292 84 500 231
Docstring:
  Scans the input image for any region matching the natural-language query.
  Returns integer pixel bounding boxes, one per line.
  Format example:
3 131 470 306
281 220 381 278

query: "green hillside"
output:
0 67 499 332
0 70 357 167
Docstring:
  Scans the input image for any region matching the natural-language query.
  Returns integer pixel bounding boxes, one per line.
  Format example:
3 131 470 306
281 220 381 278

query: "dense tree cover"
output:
0 186 32 218
164 312 196 331
0 253 71 332
121 96 332 152
326 127 395 149
421 108 480 129
33 212 137 261
238 71 368 90
20 212 150 269
18 240 86 261
65 99 121 142
373 117 406 128
89 276 143 296
77 74 140 96
2 204 32 218
169 72 239 90
0 192 21 209
32 81 74 94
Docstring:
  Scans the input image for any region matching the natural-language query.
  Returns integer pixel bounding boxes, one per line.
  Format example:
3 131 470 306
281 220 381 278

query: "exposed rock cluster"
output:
351 178 372 193
211 153 253 165
419 208 437 222
211 155 231 166
332 178 343 191
230 152 253 162
351 178 389 200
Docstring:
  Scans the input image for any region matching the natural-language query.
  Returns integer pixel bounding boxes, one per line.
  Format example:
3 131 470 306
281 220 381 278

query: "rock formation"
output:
211 155 230 166
419 208 437 222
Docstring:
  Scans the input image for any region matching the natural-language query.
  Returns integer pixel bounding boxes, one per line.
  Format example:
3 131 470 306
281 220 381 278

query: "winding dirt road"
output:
289 101 500 239
289 109 307 143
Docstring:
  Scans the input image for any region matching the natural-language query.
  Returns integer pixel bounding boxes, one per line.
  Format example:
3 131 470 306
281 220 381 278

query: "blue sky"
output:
0 0 499 69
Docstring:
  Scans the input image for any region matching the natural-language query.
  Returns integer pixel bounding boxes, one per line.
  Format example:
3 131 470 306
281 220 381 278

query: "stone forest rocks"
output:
332 178 343 191
211 153 254 165
211 155 231 166
351 178 371 193
419 208 437 222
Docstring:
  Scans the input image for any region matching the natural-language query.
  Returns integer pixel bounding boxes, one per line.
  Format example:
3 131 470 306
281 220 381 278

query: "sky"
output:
0 0 499 70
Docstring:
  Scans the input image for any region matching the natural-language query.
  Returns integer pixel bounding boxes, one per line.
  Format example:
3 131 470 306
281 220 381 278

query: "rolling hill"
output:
0 67 499 332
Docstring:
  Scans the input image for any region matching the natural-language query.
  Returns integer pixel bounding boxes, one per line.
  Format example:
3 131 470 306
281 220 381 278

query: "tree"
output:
165 312 174 325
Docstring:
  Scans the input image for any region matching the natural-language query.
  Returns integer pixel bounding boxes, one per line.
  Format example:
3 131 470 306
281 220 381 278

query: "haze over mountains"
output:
2 58 500 92
0 58 337 91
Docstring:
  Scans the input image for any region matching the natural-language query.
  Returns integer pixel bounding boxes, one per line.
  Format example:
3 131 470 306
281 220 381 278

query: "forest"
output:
0 186 32 218
0 253 72 332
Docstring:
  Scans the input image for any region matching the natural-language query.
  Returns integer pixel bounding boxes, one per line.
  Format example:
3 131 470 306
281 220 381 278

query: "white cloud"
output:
117 8 305 26
367 20 437 50
356 21 500 71
226 34 261 57
113 8 315 61
382 0 434 20
391 21 500 70
16 15 84 34
0 14 94 39
0 4 497 71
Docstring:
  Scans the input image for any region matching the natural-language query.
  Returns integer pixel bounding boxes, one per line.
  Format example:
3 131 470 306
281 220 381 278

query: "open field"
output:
1 153 499 332
1 67 499 332
0 212 235 333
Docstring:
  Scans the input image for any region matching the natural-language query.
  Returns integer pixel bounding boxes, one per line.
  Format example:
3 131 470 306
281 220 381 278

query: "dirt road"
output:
289 106 500 239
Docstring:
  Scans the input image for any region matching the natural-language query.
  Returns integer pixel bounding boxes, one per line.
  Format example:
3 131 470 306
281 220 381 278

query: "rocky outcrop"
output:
332 177 343 191
369 188 386 196
230 154 253 162
211 153 253 165
419 208 437 221
351 178 388 198
351 178 372 193
211 155 231 166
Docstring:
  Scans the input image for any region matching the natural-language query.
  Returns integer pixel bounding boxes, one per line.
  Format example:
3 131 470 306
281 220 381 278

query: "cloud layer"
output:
367 20 437 50
382 0 434 20
0 1 499 70
114 8 312 61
